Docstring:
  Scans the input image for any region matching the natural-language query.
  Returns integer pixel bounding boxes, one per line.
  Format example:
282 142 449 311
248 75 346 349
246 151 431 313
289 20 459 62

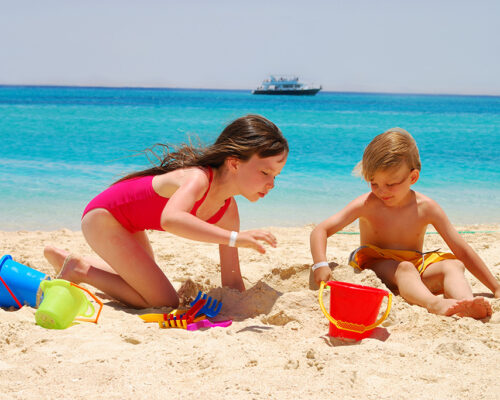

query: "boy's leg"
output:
370 259 490 317
371 259 455 315
421 259 473 299
422 259 491 318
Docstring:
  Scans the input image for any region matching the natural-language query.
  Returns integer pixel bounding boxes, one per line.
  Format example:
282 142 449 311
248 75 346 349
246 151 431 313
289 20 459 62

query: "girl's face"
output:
234 151 288 202
369 164 419 206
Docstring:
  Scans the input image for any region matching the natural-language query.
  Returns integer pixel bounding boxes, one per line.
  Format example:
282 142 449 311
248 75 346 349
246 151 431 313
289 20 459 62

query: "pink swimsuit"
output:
82 167 231 233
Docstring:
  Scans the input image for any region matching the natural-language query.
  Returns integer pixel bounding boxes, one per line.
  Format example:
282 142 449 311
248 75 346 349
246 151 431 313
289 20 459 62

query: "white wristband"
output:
228 231 238 247
311 261 329 271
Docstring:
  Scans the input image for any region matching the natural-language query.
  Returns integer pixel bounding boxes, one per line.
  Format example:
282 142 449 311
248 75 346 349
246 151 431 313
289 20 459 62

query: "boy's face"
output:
369 164 419 206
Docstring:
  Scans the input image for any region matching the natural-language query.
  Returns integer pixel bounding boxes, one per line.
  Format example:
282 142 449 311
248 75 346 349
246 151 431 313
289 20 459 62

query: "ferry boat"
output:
252 75 321 95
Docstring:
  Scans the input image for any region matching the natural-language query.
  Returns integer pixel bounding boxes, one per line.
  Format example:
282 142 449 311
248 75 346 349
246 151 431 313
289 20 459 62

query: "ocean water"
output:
0 86 499 231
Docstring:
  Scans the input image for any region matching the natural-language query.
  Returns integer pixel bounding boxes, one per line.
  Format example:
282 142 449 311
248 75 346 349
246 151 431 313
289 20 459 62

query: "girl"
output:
44 114 288 308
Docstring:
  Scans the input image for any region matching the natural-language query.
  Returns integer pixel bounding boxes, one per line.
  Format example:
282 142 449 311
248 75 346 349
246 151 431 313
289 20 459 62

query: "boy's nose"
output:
377 186 389 195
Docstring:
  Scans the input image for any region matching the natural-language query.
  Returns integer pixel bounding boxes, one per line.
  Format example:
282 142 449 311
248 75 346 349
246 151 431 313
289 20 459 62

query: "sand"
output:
1 224 499 399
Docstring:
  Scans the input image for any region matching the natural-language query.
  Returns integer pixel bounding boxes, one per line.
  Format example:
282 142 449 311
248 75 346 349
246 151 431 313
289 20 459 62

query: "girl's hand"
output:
236 230 277 254
494 287 500 299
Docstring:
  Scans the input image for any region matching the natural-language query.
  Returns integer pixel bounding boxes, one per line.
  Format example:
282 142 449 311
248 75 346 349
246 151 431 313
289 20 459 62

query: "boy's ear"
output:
410 169 420 184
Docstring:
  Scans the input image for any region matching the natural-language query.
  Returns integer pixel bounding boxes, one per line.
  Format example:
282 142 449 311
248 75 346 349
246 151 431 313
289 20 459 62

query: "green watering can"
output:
35 279 103 329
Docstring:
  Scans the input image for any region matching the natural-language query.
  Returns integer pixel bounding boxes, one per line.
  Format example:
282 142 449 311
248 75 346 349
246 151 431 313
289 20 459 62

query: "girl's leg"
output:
81 209 178 308
44 246 117 275
44 230 155 276
46 209 178 308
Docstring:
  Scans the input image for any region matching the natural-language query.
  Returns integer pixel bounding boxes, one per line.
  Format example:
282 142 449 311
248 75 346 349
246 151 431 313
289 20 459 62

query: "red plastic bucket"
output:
319 281 392 340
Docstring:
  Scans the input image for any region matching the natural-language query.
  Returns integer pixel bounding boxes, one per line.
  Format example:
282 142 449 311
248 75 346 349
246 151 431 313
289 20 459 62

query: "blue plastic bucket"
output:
0 255 48 307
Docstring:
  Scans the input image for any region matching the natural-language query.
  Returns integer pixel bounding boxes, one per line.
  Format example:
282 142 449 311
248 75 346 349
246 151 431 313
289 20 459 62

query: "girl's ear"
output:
410 169 420 184
225 156 240 172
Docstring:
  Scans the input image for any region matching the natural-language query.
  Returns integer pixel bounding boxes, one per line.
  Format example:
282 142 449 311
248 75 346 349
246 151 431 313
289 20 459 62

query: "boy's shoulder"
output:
348 192 374 208
413 190 440 207
359 190 442 213
413 191 448 218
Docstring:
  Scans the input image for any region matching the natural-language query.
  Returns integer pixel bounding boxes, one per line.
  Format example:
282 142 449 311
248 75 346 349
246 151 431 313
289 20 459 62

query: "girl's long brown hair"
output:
114 114 288 184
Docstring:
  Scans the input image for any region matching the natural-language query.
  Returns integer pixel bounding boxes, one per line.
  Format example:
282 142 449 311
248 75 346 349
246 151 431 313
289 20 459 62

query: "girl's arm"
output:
161 171 234 243
429 200 500 297
161 170 276 252
216 199 245 291
310 196 364 284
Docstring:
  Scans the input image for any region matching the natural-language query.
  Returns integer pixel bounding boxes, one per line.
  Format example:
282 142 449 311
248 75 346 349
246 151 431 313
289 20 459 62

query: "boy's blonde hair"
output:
354 127 421 181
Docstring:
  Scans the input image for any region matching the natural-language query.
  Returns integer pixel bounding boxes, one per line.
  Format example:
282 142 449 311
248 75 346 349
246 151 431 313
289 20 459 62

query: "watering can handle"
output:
318 281 393 334
71 283 104 324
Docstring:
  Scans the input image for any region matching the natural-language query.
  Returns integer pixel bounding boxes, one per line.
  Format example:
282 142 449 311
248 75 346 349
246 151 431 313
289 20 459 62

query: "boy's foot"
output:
447 297 492 319
427 297 492 319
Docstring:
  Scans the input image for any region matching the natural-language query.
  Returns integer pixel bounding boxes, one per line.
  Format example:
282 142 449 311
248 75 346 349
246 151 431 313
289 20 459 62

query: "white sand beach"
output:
1 224 499 399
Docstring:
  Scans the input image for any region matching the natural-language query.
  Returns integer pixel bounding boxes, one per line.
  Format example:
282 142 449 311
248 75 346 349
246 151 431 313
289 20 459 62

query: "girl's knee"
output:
145 291 179 309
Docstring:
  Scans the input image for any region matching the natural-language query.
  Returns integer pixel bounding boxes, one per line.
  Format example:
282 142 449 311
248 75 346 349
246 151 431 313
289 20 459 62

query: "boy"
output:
310 128 499 319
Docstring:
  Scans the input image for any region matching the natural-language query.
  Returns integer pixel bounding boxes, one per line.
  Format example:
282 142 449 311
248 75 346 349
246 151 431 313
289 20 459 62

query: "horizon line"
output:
0 83 499 98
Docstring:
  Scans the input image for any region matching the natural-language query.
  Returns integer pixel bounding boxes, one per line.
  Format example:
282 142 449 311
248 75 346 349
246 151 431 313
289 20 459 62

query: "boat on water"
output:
252 75 321 95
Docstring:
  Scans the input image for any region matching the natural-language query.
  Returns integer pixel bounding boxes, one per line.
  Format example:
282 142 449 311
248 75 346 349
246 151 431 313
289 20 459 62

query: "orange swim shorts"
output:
348 244 456 275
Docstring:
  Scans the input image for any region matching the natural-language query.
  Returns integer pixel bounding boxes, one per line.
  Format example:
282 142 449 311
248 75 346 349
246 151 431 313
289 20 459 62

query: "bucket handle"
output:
70 283 103 324
318 281 392 334
0 276 23 309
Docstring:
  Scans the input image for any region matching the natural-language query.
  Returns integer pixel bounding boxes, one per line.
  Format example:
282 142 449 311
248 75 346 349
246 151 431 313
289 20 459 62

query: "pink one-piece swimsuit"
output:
82 167 231 233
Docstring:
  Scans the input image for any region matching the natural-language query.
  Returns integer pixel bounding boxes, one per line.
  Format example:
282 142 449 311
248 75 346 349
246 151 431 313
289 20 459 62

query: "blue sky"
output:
1 0 499 95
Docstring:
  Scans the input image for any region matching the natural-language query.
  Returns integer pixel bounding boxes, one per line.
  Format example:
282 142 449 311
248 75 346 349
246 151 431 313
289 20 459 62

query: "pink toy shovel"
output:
186 319 232 331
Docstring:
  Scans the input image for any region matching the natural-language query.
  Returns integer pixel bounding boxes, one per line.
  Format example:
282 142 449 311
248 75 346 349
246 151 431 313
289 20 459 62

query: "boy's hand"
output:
314 266 331 286
236 230 277 254
494 287 500 299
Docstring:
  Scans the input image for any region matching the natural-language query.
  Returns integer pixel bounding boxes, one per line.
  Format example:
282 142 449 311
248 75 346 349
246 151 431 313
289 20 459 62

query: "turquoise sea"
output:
0 86 499 231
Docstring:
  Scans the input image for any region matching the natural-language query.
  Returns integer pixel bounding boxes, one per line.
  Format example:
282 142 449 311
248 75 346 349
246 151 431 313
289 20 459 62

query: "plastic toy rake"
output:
139 298 206 329
190 291 222 318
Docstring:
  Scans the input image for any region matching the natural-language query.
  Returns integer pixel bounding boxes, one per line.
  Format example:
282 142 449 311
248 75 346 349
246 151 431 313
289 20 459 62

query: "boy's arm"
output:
310 196 364 284
430 201 500 297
